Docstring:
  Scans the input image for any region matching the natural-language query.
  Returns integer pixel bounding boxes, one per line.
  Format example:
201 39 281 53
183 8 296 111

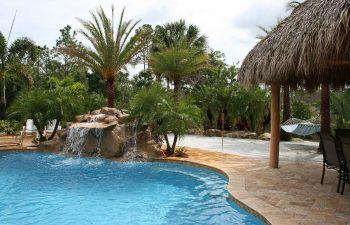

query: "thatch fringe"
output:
238 0 350 89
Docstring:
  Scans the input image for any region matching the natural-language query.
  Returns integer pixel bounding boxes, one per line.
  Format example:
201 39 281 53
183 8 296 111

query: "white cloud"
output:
0 0 291 73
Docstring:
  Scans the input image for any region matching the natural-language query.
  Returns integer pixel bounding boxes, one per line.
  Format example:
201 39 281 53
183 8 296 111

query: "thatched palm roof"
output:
238 0 350 88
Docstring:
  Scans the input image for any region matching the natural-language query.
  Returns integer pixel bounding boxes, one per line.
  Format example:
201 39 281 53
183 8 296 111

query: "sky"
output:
0 0 291 74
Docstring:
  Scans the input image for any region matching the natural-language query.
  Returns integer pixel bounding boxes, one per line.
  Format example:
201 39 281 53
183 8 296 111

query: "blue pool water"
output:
0 152 265 225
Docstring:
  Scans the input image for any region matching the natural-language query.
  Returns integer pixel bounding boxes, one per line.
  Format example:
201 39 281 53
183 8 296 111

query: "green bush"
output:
330 90 350 129
0 120 21 135
292 100 313 120
130 84 201 155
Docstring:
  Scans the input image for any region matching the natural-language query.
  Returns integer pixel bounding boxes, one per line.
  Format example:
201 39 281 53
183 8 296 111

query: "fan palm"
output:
60 6 151 107
153 20 206 50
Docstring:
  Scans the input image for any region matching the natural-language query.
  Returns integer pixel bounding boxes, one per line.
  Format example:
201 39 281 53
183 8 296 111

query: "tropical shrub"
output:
292 100 313 120
8 78 95 141
130 84 201 155
330 90 350 129
0 120 21 135
9 88 58 141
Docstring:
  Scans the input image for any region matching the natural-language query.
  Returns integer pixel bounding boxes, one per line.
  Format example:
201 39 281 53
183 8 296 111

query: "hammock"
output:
281 118 321 136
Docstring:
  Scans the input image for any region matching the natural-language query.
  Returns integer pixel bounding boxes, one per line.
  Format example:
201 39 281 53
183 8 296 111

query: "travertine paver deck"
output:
157 147 350 225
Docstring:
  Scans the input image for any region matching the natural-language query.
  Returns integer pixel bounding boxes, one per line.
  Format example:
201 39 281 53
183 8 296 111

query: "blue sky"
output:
0 0 291 73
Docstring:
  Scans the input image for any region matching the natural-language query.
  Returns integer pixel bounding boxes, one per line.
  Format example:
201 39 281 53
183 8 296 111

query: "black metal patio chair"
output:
335 136 350 195
317 132 342 193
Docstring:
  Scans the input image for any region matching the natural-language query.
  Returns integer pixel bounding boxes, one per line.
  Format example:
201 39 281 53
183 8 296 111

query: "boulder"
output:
187 129 204 135
104 115 118 123
242 132 258 139
117 112 130 124
87 114 108 122
91 109 101 115
259 133 271 140
75 114 89 122
101 107 121 116
38 138 64 153
204 129 223 137
137 129 152 145
99 125 128 158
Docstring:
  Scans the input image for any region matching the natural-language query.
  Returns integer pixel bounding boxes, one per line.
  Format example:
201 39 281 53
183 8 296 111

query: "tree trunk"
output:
166 78 170 90
107 78 115 108
164 133 171 154
155 73 161 82
48 119 61 140
173 79 180 102
281 85 292 141
0 72 6 120
321 82 330 133
33 119 47 142
170 134 178 155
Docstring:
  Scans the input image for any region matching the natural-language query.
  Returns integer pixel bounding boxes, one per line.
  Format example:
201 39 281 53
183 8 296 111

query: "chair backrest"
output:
335 129 350 138
337 136 350 171
317 132 339 167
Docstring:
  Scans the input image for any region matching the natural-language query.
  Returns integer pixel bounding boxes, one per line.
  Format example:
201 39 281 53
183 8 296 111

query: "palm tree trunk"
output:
170 134 178 155
173 79 180 102
155 73 161 82
281 85 291 141
163 133 171 155
0 72 6 119
321 82 330 133
33 119 46 142
48 119 61 140
107 78 115 108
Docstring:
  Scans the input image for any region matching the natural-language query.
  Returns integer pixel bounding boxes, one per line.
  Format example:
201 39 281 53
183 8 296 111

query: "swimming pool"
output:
0 152 265 225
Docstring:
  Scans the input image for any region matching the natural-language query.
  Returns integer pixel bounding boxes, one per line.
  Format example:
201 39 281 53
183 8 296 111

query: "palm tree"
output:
60 6 151 108
0 33 39 119
150 46 208 100
130 84 201 155
151 20 207 84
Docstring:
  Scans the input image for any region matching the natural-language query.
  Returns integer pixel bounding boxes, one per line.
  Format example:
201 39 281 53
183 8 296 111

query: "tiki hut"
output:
238 0 350 168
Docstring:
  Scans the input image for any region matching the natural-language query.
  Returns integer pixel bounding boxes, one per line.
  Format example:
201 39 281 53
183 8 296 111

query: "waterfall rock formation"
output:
38 107 159 160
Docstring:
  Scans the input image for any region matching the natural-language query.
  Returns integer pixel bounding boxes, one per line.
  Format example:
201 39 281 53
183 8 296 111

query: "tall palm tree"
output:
150 20 208 98
61 6 151 107
0 33 39 119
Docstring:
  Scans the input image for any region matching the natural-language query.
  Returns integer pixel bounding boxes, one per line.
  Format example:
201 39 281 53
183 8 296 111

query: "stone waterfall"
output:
38 107 161 161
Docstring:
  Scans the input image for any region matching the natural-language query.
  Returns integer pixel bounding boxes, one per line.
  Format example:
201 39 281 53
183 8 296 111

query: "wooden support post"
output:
270 83 281 168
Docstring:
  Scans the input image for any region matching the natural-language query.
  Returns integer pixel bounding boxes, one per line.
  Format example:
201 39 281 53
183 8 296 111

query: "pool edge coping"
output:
154 157 295 225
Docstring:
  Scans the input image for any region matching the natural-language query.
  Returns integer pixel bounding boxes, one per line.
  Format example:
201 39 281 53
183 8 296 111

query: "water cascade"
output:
64 127 104 157
123 125 140 161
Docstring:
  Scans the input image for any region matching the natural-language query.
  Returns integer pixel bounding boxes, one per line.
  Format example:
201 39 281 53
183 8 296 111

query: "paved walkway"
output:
158 148 350 225
172 135 322 162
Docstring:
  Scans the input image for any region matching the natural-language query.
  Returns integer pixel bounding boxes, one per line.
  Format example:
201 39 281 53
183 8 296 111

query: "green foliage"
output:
292 100 313 120
174 147 187 156
130 84 201 154
132 69 154 91
8 88 58 140
150 47 208 93
60 7 152 107
330 90 350 129
115 72 133 109
8 76 104 141
0 120 21 135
